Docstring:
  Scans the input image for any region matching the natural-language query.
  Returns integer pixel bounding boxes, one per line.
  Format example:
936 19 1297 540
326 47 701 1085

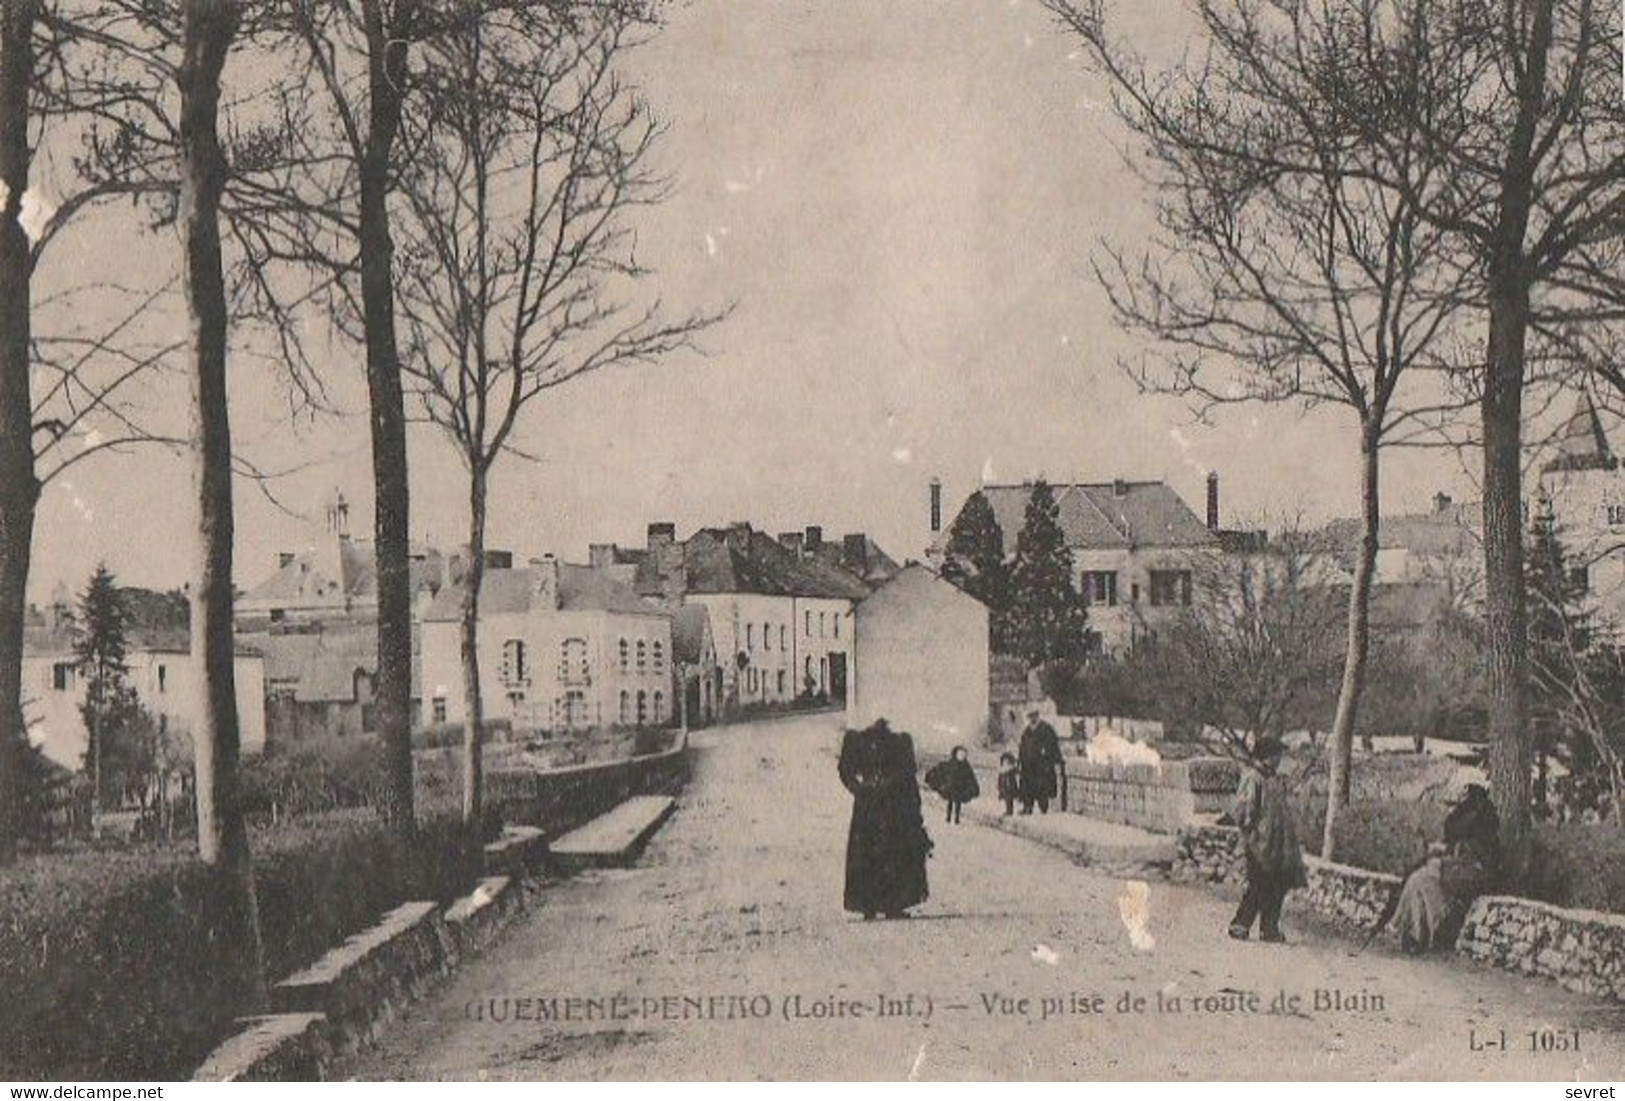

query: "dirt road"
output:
337 713 1625 1080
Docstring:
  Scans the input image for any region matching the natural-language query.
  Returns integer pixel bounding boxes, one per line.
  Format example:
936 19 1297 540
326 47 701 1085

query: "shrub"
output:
0 813 478 1080
1295 797 1625 913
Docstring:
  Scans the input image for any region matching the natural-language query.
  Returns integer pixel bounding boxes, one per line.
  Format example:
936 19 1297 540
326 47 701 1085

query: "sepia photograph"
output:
0 0 1623 1085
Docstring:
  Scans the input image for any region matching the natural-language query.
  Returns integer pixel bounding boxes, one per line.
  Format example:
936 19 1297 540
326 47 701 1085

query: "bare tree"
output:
174 0 265 1005
227 0 465 837
395 1 720 829
1332 0 1625 873
1049 0 1472 858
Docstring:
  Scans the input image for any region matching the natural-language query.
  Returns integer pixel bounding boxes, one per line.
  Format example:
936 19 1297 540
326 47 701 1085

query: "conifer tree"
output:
940 490 1009 613
1007 480 1089 667
74 564 129 823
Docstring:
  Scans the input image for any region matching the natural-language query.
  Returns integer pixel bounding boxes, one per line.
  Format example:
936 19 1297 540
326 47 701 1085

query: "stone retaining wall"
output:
1457 895 1625 1002
1061 758 1240 833
486 742 690 838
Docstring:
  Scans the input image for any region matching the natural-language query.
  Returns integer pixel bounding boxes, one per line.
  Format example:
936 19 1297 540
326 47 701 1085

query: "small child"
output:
996 752 1020 817
925 746 980 824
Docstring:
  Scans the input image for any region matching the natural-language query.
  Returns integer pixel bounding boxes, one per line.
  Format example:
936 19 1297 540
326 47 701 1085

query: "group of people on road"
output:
839 716 1499 949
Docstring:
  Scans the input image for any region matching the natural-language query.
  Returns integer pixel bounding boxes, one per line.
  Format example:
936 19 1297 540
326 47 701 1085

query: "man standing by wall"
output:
1018 708 1062 814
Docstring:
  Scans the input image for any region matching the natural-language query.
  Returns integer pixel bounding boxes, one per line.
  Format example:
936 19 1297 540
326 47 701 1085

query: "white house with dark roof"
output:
929 477 1221 654
417 556 674 735
1539 390 1625 632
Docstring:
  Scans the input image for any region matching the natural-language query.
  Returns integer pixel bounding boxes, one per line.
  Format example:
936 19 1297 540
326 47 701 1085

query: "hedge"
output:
1294 797 1625 914
0 813 477 1080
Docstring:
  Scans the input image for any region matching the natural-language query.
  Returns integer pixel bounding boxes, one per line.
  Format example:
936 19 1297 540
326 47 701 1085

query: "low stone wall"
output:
1171 822 1244 886
1457 895 1625 1002
487 742 690 839
1061 757 1240 833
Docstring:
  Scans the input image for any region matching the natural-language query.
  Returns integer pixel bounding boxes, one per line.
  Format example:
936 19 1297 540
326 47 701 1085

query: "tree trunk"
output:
361 0 414 837
1323 420 1381 861
460 463 487 833
0 0 38 863
1481 281 1533 881
178 0 265 1008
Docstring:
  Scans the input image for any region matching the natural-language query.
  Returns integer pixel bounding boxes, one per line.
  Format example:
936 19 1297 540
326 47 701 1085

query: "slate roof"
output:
25 586 199 656
678 527 873 600
812 534 902 587
248 627 378 703
1544 390 1618 473
937 481 1217 557
1320 500 1479 559
671 604 713 665
420 562 663 623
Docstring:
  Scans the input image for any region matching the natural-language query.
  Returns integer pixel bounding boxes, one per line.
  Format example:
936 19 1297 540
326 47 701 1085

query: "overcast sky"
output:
26 0 1491 603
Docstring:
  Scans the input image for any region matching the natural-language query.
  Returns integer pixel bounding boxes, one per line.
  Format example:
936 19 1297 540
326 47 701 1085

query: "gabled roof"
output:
1320 498 1479 559
671 604 713 665
240 535 376 606
812 534 902 587
652 526 872 601
940 481 1217 557
1544 390 1618 473
420 562 663 623
249 627 377 703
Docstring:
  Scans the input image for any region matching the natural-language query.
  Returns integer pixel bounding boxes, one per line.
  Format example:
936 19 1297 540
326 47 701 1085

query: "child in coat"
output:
996 752 1020 817
925 746 980 824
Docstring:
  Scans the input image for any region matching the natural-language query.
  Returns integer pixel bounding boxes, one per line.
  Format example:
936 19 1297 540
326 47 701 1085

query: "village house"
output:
22 588 266 771
251 625 382 743
418 555 674 735
851 564 990 755
1538 391 1625 634
235 490 450 629
1320 490 1482 607
929 475 1222 654
614 522 872 712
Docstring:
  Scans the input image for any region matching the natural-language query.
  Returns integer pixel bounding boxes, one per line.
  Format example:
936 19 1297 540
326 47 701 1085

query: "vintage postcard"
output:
1 0 1623 1085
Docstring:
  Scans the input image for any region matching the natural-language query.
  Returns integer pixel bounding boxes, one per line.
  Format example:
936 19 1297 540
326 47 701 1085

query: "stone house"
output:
929 477 1221 654
418 556 674 735
1538 391 1625 634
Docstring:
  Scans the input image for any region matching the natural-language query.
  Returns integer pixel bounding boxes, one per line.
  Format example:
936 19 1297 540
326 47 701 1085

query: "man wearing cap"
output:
1017 708 1063 815
1228 736 1305 943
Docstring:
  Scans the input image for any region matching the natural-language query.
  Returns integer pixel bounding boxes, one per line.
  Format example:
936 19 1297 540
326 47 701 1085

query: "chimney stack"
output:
1433 491 1453 516
929 477 942 533
1206 471 1221 533
647 522 676 551
531 554 559 610
804 525 823 552
843 533 867 570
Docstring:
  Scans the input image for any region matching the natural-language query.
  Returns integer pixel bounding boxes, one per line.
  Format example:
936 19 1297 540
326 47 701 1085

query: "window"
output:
619 638 629 671
433 696 447 724
1608 503 1625 527
818 612 826 637
653 691 664 723
1149 570 1193 607
561 689 588 728
559 638 589 685
833 615 840 639
636 690 648 726
51 662 73 692
620 690 631 724
763 622 771 650
1083 571 1118 607
777 670 787 697
652 640 665 672
805 610 813 634
1569 566 1591 594
157 664 168 693
636 639 647 672
746 623 754 650
501 639 529 686
779 625 787 650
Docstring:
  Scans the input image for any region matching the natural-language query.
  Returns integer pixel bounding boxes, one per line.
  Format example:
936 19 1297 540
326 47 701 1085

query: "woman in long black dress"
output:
838 720 931 919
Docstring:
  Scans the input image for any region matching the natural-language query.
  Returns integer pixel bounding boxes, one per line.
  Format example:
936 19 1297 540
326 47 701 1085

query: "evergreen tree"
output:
74 564 130 818
1007 480 1089 667
940 490 1010 613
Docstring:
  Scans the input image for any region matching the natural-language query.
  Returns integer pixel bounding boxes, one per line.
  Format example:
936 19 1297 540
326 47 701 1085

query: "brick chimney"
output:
647 522 676 551
843 533 867 570
929 477 942 534
1206 471 1221 533
804 525 823 552
530 554 559 610
1433 491 1453 516
778 531 805 556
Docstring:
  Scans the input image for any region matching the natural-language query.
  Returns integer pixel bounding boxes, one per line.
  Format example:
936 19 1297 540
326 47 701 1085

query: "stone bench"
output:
548 794 676 871
483 825 548 876
192 1013 330 1082
443 875 525 955
271 900 453 1051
